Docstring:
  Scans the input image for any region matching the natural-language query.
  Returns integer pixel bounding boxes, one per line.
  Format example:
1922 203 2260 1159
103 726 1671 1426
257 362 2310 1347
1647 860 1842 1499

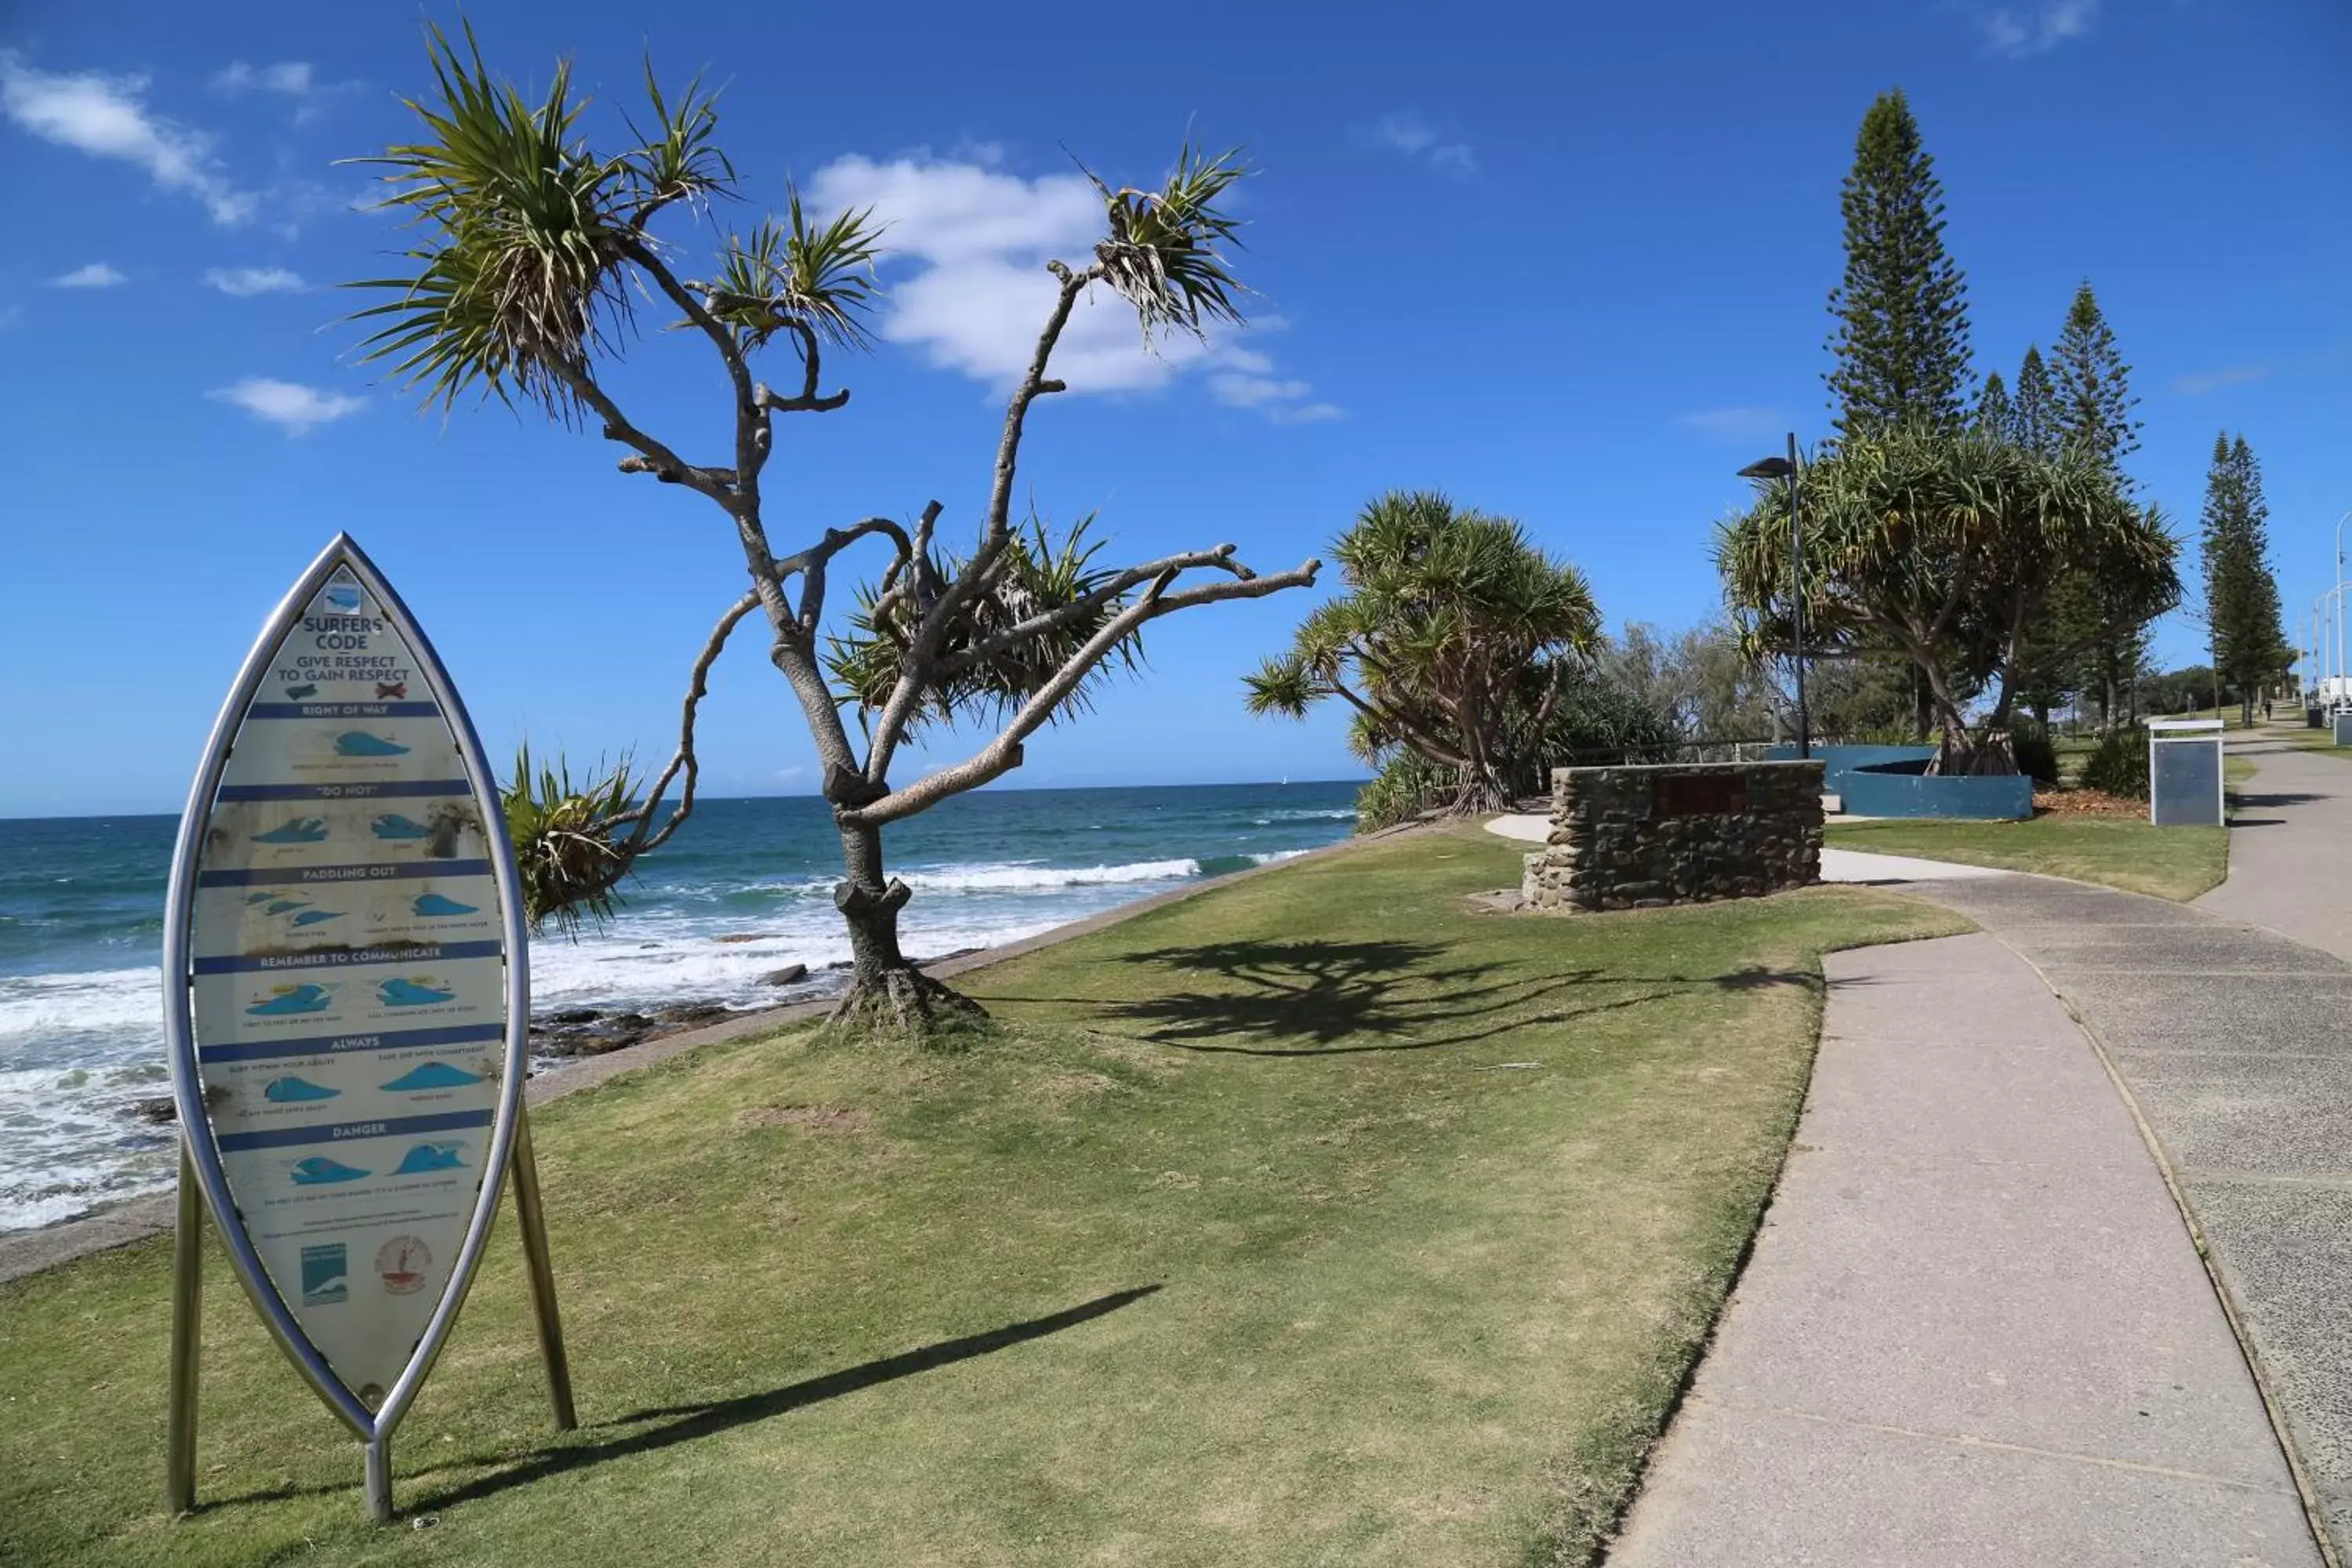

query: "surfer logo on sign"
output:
376 1235 431 1297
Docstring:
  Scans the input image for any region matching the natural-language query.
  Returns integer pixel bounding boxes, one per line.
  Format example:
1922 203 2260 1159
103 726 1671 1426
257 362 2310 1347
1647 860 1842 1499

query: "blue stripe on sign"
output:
216 1108 493 1152
198 859 492 887
193 938 504 975
246 702 442 720
217 779 473 802
199 1022 506 1064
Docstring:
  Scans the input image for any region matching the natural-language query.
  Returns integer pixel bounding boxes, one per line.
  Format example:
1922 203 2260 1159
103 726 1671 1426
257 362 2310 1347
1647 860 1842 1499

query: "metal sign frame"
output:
2146 717 2227 829
162 534 572 1522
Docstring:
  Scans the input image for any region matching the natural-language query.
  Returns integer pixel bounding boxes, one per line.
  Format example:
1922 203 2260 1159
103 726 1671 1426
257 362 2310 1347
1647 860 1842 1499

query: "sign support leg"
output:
165 1144 204 1517
510 1108 575 1431
365 1433 393 1523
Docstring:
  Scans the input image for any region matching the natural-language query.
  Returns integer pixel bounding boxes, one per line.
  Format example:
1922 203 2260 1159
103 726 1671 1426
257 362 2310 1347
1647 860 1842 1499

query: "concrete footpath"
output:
1909 731 2352 1556
2200 730 2352 960
1608 933 2318 1566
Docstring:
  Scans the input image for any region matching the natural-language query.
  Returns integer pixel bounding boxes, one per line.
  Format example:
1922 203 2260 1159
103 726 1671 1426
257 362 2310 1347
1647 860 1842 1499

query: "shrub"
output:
1356 753 1457 833
2010 717 2060 786
2079 725 2150 800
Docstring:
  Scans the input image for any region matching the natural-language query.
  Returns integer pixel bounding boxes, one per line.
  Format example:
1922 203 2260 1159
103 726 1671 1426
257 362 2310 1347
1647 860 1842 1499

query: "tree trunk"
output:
827 817 985 1036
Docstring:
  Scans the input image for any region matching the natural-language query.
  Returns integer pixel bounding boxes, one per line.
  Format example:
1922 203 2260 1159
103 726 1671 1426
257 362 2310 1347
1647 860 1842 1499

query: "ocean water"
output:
0 782 1359 1233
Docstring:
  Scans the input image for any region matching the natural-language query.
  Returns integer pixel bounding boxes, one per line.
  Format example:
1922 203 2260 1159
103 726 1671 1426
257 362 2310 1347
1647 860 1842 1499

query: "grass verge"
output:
1828 814 2229 900
0 826 1963 1567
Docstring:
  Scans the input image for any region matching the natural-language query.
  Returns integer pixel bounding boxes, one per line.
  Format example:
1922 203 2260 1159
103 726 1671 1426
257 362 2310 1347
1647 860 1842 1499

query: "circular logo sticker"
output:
376 1235 431 1296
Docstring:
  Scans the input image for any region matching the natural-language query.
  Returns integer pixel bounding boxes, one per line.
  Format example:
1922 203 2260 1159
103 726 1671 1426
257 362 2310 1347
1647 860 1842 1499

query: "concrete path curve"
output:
1613 728 2352 1563
2199 729 2352 960
1609 933 2318 1566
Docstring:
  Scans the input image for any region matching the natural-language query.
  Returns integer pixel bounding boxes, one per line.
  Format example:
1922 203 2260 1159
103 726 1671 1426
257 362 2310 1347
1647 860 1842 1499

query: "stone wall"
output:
1521 760 1825 913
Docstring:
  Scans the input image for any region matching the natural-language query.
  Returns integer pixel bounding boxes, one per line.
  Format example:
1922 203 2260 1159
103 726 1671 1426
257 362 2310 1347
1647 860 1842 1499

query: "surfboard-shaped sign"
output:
163 535 534 1465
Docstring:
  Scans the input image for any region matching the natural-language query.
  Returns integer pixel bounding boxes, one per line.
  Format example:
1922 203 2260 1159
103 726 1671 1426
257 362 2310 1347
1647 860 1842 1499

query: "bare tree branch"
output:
551 359 735 501
779 517 916 636
862 263 1096 780
936 543 1254 679
842 557 1322 826
594 590 760 856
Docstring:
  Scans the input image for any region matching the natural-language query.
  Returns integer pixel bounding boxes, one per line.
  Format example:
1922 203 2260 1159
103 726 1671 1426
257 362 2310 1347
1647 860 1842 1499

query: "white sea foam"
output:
0 817 1348 1232
897 858 1202 892
0 965 165 1042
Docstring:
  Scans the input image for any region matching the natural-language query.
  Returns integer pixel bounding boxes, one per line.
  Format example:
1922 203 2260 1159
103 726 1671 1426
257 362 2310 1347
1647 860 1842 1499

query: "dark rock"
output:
759 964 810 987
543 1007 601 1025
607 1012 654 1029
536 1022 648 1058
710 933 774 946
130 1095 177 1124
655 1002 731 1026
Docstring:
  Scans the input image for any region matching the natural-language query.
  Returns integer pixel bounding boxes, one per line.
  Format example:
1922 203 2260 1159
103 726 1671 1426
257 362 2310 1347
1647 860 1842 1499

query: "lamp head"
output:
1738 457 1796 480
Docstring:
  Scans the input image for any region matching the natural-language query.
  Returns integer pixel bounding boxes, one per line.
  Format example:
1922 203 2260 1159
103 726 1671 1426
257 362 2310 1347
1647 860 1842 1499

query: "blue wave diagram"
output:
380 1061 484 1092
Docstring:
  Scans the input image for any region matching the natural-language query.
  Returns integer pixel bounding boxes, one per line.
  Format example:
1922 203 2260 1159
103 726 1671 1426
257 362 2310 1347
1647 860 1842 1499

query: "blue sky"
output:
2 0 2347 818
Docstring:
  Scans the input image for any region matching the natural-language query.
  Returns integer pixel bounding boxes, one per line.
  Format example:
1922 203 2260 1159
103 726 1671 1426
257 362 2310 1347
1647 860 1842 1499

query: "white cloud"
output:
2172 364 2267 396
0 51 255 223
211 60 358 124
1373 113 1437 156
807 153 1335 422
1675 406 1790 444
1368 111 1477 180
212 61 314 96
1975 0 2100 56
53 261 126 289
203 266 305 296
209 378 363 434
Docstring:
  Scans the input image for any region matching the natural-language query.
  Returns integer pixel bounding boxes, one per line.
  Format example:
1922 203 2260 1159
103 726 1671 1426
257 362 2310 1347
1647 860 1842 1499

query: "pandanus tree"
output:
1243 492 1601 812
350 27 1318 1033
1716 429 2178 774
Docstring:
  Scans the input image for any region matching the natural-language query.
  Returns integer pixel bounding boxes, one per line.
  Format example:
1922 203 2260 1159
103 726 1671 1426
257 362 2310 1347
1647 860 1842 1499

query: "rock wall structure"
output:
1522 760 1824 912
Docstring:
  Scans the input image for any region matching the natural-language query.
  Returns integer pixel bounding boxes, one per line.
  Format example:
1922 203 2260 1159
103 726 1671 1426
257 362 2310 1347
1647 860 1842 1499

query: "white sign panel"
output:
165 537 526 1425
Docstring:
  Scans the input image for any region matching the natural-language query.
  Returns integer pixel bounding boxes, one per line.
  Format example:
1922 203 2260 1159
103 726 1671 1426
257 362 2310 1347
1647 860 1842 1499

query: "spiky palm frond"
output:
502 744 644 937
347 24 657 415
707 187 884 354
1083 143 1251 345
347 25 878 418
825 514 1140 733
1247 489 1602 792
1716 427 2180 714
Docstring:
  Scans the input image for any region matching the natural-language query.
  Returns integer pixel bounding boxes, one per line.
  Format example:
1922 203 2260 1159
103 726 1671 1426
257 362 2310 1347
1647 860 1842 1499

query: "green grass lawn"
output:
0 828 1962 1568
1828 814 2230 899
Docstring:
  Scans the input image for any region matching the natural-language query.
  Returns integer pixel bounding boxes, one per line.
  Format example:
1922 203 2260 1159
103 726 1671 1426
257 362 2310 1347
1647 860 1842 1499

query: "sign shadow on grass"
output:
212 1285 1163 1516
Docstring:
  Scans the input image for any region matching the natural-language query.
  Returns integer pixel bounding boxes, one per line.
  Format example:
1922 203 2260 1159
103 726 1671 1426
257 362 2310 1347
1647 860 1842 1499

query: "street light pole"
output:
1788 432 1808 760
2336 510 2352 709
1738 440 1809 760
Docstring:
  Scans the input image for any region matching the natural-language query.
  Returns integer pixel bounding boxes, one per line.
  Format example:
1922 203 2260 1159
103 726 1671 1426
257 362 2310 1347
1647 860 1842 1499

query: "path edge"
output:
1588 923 1978 1565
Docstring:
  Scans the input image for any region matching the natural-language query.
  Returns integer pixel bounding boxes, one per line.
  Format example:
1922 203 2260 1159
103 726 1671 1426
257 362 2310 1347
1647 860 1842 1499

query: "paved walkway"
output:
2200 729 2352 959
1610 933 2318 1566
1613 730 2352 1563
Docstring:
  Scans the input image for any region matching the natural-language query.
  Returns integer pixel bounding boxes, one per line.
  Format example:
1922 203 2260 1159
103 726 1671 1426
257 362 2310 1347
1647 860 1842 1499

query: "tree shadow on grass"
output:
314 1286 1162 1517
996 938 1686 1055
989 942 1846 1058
